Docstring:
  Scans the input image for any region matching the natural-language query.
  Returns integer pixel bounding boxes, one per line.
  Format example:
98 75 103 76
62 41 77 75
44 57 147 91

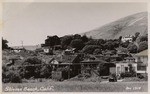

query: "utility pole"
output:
21 40 24 48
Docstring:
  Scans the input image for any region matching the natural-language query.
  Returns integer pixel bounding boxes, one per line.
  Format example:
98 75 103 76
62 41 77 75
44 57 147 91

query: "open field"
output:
3 81 148 92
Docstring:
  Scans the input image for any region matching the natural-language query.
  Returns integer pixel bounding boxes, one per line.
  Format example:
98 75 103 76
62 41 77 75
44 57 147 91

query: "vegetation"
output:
82 45 102 54
2 38 9 50
2 65 22 83
70 39 85 50
138 41 148 52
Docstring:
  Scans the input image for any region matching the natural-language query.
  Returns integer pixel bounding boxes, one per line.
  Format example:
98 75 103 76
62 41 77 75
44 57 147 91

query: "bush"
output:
120 72 136 78
109 73 117 82
82 45 102 54
138 41 148 52
40 65 52 78
137 74 144 79
127 43 138 53
2 69 22 83
70 39 85 50
20 57 43 79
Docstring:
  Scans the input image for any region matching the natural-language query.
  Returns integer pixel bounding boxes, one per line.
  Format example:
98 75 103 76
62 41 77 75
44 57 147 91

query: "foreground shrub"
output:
40 65 52 78
20 57 43 79
2 68 22 83
120 72 136 78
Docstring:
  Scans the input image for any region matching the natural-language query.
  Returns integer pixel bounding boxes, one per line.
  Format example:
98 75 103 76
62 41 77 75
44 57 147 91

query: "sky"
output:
2 2 147 46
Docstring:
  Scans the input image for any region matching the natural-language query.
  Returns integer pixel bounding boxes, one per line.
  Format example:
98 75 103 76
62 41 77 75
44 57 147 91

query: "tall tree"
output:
2 38 9 50
45 35 60 47
81 34 89 43
61 35 73 49
70 39 84 50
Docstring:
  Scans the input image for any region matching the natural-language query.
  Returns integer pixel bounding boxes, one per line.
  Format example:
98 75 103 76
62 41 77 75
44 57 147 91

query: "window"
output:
117 66 120 74
137 66 146 71
121 65 124 72
125 67 128 72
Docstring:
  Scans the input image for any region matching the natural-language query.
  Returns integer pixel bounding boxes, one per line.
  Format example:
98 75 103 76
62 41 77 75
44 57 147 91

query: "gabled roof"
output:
54 54 78 63
124 57 135 60
81 59 108 64
9 55 21 60
135 49 148 56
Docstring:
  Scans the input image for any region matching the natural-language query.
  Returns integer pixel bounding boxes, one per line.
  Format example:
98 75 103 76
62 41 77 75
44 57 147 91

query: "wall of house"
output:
44 49 49 53
135 56 148 65
116 63 137 75
121 37 132 42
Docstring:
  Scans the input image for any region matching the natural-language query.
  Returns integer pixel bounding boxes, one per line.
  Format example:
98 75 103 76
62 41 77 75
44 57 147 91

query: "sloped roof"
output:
135 49 148 56
9 55 21 60
81 59 108 64
54 54 78 63
124 57 135 60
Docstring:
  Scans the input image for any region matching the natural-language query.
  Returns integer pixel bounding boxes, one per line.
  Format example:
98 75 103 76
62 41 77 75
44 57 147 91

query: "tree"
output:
73 34 81 39
97 63 107 76
128 64 136 77
140 35 148 42
103 40 115 50
93 48 101 55
61 35 73 49
2 38 9 50
127 43 138 53
138 41 148 52
44 35 60 47
20 57 43 79
119 36 122 42
82 45 102 54
135 32 140 38
70 39 85 50
133 32 140 42
81 34 89 43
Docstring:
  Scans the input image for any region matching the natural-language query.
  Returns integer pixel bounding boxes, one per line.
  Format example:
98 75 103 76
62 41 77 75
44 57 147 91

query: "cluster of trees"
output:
42 32 148 54
2 57 52 83
42 34 89 50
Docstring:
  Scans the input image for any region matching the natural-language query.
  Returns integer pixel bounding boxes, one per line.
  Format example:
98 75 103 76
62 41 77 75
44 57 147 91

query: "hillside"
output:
81 12 147 39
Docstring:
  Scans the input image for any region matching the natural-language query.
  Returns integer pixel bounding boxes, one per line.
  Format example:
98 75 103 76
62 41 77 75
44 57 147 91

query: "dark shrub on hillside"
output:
93 49 102 55
138 41 148 52
20 57 43 79
2 67 22 83
82 45 102 54
127 43 138 53
70 39 85 50
40 65 52 78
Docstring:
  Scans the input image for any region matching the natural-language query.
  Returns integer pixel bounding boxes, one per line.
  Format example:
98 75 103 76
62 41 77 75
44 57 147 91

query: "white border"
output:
0 0 149 94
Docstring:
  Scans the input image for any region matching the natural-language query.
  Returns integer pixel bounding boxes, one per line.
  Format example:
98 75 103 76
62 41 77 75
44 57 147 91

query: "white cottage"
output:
116 61 137 75
134 49 148 74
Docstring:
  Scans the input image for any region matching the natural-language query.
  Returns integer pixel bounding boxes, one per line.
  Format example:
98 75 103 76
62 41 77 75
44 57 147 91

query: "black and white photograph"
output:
1 0 148 92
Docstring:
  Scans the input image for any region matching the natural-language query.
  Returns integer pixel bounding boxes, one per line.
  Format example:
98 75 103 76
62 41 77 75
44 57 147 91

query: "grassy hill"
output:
81 12 147 39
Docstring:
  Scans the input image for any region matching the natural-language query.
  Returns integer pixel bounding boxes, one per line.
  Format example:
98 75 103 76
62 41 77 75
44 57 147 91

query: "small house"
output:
121 35 133 42
43 47 53 55
116 61 137 75
134 49 148 74
11 47 26 53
